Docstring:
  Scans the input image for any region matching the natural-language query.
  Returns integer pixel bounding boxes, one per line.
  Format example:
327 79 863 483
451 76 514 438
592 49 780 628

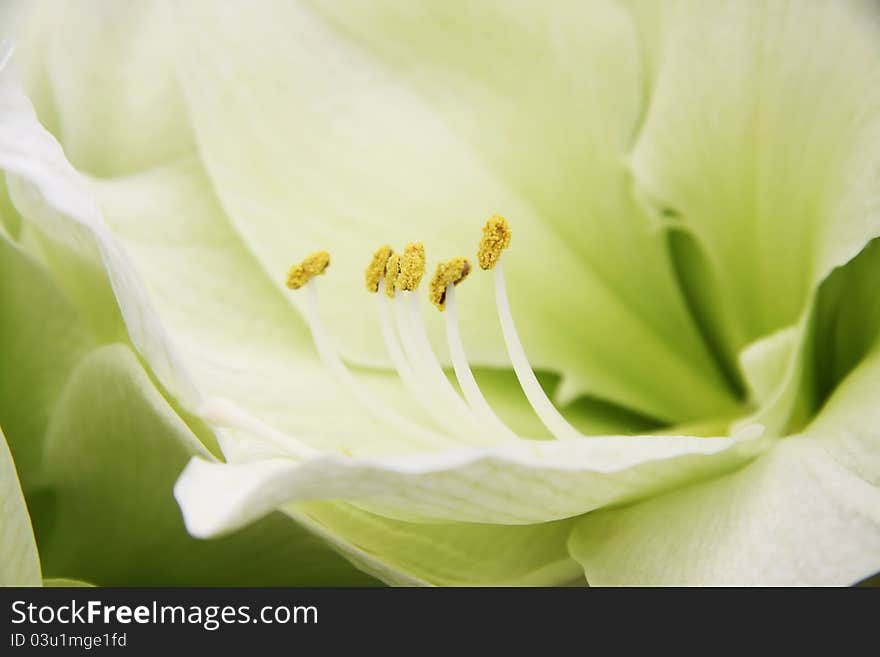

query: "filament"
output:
197 397 318 459
302 279 452 448
392 291 488 440
374 278 472 439
444 284 518 439
493 263 583 440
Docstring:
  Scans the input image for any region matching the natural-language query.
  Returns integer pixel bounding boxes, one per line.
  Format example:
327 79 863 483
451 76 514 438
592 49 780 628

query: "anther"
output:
398 242 426 291
429 258 471 310
365 245 393 293
385 253 401 298
286 251 330 289
477 215 512 270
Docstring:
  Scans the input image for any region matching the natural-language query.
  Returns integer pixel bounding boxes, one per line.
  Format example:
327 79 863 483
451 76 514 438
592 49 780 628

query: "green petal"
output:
0 425 41 586
808 346 880 488
569 348 880 586
288 502 581 587
37 342 376 586
168 0 739 423
630 0 880 356
739 327 797 405
0 226 94 482
43 578 93 587
175 426 767 534
732 315 816 437
733 237 880 437
812 239 880 413
7 0 194 176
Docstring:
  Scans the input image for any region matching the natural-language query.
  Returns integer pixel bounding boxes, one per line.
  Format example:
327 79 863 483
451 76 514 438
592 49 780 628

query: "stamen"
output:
197 397 319 460
398 242 426 291
371 245 497 442
365 244 393 293
385 253 401 298
286 254 452 449
374 276 475 438
429 257 471 310
493 261 582 440
477 215 512 270
271 217 582 452
443 283 518 438
286 251 330 290
385 244 477 434
393 290 484 437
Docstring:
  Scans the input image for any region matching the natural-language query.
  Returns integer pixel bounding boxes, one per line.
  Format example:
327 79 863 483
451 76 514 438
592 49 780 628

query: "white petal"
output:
568 347 880 586
175 426 766 536
0 48 202 411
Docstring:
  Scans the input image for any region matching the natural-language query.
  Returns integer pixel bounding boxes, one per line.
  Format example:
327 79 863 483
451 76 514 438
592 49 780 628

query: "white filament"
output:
391 291 483 439
444 284 517 439
197 397 318 459
375 280 471 439
493 263 583 440
0 40 14 71
303 279 451 448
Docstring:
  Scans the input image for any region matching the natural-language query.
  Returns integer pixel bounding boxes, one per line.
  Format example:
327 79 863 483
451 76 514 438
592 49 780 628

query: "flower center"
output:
276 215 592 447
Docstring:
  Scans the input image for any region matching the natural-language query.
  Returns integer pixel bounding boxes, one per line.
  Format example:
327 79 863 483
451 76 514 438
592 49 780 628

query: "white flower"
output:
2 0 880 586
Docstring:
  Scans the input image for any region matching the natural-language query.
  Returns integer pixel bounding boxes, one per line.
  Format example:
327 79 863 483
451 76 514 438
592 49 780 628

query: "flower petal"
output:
568 347 880 586
288 502 582 586
37 342 377 585
95 157 658 457
7 0 195 176
0 425 41 586
43 578 93 587
733 237 880 437
0 45 202 412
174 426 767 533
168 0 739 423
0 222 95 481
1 56 586 586
93 157 471 455
630 0 880 357
808 347 880 489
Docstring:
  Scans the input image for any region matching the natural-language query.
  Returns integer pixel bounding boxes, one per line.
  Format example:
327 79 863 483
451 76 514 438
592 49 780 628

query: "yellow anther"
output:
429 258 471 311
477 215 512 270
398 242 426 291
286 251 330 290
384 253 401 298
365 244 393 293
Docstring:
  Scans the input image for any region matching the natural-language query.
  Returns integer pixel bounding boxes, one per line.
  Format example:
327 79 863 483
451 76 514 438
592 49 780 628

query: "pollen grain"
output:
365 244 393 293
398 242 426 291
429 258 471 311
478 215 512 270
385 253 401 298
286 251 330 290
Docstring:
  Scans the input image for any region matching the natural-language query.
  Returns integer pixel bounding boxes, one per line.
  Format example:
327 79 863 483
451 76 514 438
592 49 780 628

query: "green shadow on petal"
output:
34 342 378 586
42 578 93 587
0 424 42 586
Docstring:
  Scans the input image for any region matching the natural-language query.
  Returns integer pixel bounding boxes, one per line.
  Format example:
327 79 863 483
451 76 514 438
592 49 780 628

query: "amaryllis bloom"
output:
2 0 879 586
